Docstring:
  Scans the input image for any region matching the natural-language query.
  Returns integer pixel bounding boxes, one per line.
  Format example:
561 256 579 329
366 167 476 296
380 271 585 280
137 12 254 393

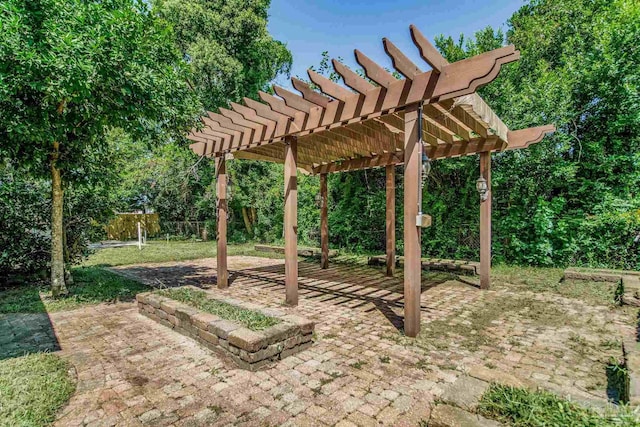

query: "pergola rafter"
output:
187 24 555 337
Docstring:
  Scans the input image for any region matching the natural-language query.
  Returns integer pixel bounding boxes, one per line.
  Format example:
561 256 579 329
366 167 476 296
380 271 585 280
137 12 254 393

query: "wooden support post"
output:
216 157 228 288
284 136 299 305
404 103 422 337
479 151 492 289
320 173 329 269
385 165 396 276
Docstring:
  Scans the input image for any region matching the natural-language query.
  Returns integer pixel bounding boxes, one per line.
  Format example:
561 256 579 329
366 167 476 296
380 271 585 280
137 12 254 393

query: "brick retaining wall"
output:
136 287 314 371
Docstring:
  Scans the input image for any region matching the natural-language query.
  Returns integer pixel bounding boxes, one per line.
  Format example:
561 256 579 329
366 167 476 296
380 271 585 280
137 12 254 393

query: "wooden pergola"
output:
187 25 554 337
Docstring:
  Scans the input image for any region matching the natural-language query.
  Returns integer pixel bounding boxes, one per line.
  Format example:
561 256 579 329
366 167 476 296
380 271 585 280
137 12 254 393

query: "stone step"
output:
563 267 640 283
622 276 640 307
368 255 479 275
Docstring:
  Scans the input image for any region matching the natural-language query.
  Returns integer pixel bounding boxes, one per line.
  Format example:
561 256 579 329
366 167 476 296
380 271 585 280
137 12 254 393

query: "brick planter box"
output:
136 286 314 371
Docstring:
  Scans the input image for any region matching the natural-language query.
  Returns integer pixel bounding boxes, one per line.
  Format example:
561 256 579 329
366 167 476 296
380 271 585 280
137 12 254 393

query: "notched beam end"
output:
409 24 448 73
307 69 352 102
506 124 556 150
290 78 331 108
354 49 396 88
434 45 522 99
382 37 422 79
332 59 374 95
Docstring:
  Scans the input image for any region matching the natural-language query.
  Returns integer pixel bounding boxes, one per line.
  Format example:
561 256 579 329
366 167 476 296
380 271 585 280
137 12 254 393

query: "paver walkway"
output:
2 256 631 426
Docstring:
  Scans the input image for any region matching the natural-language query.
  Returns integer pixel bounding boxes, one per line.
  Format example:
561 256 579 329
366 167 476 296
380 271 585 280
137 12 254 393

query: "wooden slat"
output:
423 104 472 141
259 91 306 131
375 112 454 146
202 117 250 147
219 108 267 142
308 70 354 102
439 94 509 140
207 112 255 141
230 102 278 140
312 137 510 174
332 59 375 94
431 46 520 99
410 24 448 73
354 49 397 88
451 105 489 138
506 125 556 149
243 98 293 135
383 38 422 79
312 151 403 175
291 78 332 108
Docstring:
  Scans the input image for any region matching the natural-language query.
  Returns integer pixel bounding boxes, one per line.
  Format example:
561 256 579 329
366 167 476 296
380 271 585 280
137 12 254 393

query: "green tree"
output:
117 142 217 223
154 0 292 110
0 0 201 295
433 0 640 267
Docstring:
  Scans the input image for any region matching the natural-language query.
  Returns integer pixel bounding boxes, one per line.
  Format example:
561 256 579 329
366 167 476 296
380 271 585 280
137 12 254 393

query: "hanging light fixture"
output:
421 152 431 185
476 176 488 201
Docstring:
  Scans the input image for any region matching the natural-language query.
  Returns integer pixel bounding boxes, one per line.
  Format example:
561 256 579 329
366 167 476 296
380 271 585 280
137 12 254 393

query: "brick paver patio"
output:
3 256 631 426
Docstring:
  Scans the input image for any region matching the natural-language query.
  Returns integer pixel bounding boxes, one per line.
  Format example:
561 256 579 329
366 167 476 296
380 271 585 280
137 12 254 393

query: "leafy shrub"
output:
0 167 51 283
0 164 115 285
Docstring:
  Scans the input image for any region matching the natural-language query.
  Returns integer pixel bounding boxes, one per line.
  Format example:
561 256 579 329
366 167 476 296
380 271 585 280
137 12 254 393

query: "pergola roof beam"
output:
243 97 296 135
354 49 397 88
409 24 448 73
229 102 277 139
202 117 251 147
290 78 332 108
211 110 264 144
187 23 553 164
383 38 422 79
258 91 307 131
332 59 375 94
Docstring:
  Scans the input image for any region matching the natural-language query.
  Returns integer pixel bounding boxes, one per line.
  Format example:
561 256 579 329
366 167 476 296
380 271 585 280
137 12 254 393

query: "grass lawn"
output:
156 287 280 330
0 267 147 314
491 264 620 307
1 241 621 314
85 240 282 267
478 384 640 426
0 353 75 427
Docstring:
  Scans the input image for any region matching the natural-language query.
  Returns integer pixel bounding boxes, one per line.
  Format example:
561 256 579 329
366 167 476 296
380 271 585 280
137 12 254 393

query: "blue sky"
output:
267 0 525 88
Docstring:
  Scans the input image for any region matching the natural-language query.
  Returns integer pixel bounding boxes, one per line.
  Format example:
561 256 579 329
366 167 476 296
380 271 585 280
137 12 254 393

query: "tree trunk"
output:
62 223 74 285
242 207 253 234
51 141 68 297
250 207 258 225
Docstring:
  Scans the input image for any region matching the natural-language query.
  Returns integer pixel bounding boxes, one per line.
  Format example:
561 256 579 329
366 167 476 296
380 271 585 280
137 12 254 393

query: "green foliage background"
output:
197 0 640 270
2 0 638 281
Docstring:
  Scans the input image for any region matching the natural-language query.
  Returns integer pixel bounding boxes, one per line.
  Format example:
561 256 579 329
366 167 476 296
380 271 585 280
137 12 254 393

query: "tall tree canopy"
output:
153 0 292 110
0 0 201 294
115 0 294 236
